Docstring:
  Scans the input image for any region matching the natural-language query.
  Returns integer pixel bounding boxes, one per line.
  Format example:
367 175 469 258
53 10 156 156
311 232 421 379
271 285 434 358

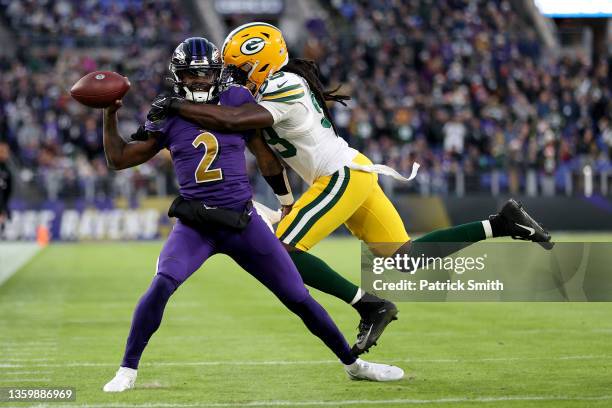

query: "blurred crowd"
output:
305 0 611 195
0 0 186 202
0 0 610 204
1 0 189 46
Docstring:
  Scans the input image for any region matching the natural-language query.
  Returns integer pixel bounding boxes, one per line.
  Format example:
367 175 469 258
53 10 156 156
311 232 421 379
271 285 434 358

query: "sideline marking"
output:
0 243 41 286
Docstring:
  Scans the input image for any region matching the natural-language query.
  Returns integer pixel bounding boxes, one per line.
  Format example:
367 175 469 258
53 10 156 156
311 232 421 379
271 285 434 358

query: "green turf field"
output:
1 236 611 407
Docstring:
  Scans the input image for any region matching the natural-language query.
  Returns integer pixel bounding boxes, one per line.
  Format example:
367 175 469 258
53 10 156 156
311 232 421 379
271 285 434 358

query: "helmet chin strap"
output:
184 86 215 103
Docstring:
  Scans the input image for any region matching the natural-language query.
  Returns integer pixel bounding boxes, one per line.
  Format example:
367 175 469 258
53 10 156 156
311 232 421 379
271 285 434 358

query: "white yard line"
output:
1 358 54 363
9 395 612 408
0 351 55 356
0 371 52 375
0 243 41 287
2 354 610 369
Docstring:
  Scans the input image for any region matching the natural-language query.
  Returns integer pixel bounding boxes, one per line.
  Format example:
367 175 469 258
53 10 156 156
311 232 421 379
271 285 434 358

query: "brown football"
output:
70 71 130 108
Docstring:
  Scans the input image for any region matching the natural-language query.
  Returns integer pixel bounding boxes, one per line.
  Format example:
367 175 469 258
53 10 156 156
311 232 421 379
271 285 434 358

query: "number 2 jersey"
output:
256 72 359 185
144 86 254 209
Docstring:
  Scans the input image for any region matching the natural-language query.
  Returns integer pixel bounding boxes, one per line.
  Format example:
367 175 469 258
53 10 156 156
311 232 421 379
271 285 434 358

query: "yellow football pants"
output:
276 153 410 254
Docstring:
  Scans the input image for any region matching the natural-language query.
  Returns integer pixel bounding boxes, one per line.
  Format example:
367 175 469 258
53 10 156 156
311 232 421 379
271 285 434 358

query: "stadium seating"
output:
0 0 609 202
308 0 611 195
0 0 189 202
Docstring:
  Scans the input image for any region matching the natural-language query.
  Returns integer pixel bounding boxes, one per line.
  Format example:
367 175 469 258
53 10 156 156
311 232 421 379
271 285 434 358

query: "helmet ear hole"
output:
239 62 253 72
258 64 269 73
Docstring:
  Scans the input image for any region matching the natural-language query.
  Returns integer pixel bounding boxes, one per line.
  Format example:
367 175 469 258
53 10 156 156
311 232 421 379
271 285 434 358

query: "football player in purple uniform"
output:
101 37 404 392
152 23 553 358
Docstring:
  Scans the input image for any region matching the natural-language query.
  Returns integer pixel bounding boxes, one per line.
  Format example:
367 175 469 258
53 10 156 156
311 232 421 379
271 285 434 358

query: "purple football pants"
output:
121 210 355 368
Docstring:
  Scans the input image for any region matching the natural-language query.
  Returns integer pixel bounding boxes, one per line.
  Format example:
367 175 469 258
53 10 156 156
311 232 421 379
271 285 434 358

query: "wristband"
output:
276 192 295 206
263 169 293 205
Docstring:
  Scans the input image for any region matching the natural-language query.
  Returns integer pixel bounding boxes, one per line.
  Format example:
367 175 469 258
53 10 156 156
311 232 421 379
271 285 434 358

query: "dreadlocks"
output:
281 58 350 136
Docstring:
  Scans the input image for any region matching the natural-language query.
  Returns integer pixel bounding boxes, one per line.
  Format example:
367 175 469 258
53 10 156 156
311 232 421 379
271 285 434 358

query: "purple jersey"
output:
145 86 256 208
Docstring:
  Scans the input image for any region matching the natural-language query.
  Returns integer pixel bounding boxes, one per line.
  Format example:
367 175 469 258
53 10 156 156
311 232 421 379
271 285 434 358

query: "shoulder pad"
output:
225 84 252 93
220 85 256 107
259 72 306 103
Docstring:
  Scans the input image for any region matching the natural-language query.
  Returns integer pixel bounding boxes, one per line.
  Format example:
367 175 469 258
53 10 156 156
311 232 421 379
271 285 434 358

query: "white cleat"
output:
344 358 404 382
103 366 137 392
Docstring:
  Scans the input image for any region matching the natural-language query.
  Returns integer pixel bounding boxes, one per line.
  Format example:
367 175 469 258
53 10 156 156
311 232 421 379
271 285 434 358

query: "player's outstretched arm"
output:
247 131 283 176
173 100 274 132
103 100 160 170
247 131 294 207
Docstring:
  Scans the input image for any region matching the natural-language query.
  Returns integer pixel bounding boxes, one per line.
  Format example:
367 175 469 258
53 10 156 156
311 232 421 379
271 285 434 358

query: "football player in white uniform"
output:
148 22 552 356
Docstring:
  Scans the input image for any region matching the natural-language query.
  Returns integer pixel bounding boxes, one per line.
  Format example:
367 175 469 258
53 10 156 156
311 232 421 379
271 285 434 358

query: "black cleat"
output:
351 300 398 357
491 199 553 250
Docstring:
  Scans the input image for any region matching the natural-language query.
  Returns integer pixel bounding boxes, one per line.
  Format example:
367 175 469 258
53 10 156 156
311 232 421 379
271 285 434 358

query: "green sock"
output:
289 251 359 304
405 221 488 260
414 221 486 243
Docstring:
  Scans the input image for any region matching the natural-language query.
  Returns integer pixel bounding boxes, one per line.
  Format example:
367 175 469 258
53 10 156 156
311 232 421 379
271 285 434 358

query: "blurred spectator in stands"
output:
0 142 13 227
0 0 610 200
1 0 188 46
0 0 189 203
442 112 466 157
305 0 610 196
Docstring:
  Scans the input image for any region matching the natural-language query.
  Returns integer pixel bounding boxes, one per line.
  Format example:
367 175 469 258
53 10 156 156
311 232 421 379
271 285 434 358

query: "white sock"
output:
344 358 362 369
481 220 493 239
349 288 364 305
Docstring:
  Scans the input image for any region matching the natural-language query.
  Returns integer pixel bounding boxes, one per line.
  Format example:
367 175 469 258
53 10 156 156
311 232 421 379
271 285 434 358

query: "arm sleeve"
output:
263 170 291 196
144 120 170 150
263 169 294 206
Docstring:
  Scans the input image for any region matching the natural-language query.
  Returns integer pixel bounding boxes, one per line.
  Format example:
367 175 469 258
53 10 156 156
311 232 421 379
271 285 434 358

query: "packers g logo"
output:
240 37 265 55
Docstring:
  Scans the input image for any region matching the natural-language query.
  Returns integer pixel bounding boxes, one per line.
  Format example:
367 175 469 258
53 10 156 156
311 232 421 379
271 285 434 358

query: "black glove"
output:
130 125 149 141
147 94 181 123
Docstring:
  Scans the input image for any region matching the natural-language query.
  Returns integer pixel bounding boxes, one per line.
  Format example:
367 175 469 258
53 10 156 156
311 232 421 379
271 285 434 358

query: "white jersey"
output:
257 72 358 185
